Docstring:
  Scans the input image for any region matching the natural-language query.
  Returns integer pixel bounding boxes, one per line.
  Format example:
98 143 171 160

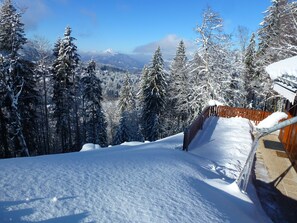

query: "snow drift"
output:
256 112 288 129
0 118 270 223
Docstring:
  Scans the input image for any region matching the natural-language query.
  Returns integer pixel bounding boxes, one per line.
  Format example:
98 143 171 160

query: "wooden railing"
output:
279 113 297 171
183 106 217 151
183 106 272 150
217 106 272 125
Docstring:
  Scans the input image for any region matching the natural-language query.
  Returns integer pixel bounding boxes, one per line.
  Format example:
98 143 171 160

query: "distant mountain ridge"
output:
80 49 149 73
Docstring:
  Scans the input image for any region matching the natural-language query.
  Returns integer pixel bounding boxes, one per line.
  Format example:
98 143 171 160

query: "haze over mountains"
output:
80 49 150 73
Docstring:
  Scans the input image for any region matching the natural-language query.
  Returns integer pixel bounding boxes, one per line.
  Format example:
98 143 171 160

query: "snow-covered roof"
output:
265 56 297 80
266 56 297 102
273 82 296 103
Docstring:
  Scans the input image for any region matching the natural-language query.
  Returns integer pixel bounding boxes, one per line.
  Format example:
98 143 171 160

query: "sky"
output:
13 0 272 55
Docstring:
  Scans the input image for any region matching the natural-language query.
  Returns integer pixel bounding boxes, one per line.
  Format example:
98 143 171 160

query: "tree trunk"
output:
0 109 10 158
7 80 30 157
43 71 50 154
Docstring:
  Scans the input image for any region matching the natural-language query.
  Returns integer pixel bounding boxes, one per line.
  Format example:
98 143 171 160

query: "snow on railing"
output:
183 106 272 151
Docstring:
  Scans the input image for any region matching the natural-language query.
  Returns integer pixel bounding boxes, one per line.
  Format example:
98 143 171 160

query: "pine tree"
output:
0 0 38 157
226 50 247 107
187 52 207 118
0 0 26 57
167 40 189 133
192 7 233 109
255 0 290 109
244 33 258 107
281 1 297 57
258 0 289 64
118 74 136 113
114 74 142 145
26 37 53 155
141 47 167 141
82 60 108 147
52 26 80 152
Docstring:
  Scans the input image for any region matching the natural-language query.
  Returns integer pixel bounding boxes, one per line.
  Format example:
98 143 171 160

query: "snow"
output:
120 141 145 146
0 117 270 223
273 82 296 103
256 112 288 129
208 100 224 106
80 143 101 152
189 117 253 180
265 55 297 80
102 48 117 55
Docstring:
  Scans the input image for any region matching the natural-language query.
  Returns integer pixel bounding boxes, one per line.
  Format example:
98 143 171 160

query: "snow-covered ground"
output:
0 117 270 223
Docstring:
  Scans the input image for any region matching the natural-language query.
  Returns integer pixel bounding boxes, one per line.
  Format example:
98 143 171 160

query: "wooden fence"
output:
217 106 272 125
279 113 297 170
183 106 272 150
183 105 297 171
183 106 217 151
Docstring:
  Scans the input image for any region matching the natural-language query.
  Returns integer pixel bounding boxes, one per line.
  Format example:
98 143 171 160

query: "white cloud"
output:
15 0 50 31
133 34 197 58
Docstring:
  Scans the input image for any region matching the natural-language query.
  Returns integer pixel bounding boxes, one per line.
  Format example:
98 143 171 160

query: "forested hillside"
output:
0 0 296 158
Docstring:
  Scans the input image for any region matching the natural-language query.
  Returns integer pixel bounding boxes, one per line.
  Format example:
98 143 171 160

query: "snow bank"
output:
256 112 288 129
120 141 145 146
266 55 297 80
208 99 224 106
80 143 101 152
0 118 270 223
189 116 253 180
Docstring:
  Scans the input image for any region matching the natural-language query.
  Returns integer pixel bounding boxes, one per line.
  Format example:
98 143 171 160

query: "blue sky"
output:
14 0 272 55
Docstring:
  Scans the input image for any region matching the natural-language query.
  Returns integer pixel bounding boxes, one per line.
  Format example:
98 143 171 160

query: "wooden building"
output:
266 56 297 170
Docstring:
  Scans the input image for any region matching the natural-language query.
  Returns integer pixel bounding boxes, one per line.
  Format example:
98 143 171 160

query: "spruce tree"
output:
168 40 189 132
0 0 26 56
114 74 142 145
0 0 38 157
81 60 108 147
258 0 289 64
52 26 80 152
118 74 136 113
244 33 258 107
27 37 53 155
141 47 167 141
187 52 207 118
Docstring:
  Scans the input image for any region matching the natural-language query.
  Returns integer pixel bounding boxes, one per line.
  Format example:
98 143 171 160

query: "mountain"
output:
80 49 150 73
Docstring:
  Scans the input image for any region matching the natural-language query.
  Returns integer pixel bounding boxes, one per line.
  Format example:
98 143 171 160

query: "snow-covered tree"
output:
24 37 53 155
113 74 142 145
52 26 80 152
0 0 26 57
235 26 250 62
258 0 290 64
141 47 167 141
187 52 207 118
82 60 108 147
189 7 233 115
0 0 38 157
244 33 258 107
255 0 294 109
226 50 247 107
118 74 136 113
167 40 189 133
280 1 297 57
